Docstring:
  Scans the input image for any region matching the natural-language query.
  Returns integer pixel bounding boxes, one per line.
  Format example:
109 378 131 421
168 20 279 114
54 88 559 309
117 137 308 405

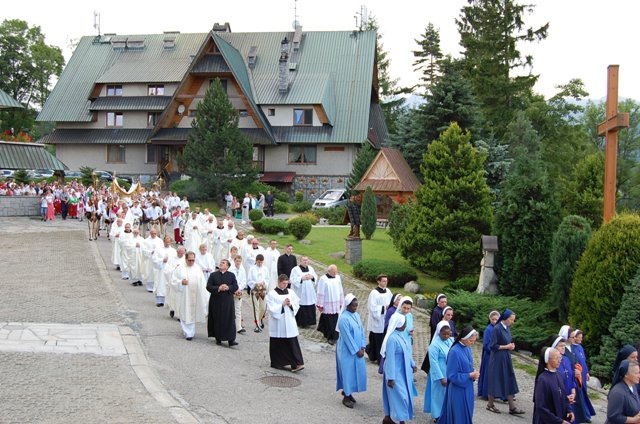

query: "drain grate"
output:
259 375 301 388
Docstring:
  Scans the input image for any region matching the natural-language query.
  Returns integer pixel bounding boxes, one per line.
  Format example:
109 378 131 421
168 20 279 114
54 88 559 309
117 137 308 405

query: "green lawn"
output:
256 226 448 294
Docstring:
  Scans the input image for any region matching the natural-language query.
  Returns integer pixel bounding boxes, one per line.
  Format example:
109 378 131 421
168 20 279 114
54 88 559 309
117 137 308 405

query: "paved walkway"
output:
0 216 608 423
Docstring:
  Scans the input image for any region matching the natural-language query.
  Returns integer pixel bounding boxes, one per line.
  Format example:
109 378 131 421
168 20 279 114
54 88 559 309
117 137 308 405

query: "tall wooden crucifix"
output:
597 65 629 223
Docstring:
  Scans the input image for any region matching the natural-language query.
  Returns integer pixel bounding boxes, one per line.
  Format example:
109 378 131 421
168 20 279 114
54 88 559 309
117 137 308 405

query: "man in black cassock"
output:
207 258 239 347
277 244 297 282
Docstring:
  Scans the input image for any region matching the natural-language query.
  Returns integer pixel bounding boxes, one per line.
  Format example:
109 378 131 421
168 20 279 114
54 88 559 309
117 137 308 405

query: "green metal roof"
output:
42 129 152 145
0 89 22 110
150 127 272 145
0 141 67 170
37 33 206 122
89 96 171 111
192 55 231 73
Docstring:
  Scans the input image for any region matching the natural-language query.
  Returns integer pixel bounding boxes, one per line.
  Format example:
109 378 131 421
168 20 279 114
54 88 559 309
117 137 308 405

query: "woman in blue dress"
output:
381 313 415 424
573 330 596 421
551 336 577 416
335 294 367 409
438 325 480 424
478 310 500 399
486 309 523 415
424 321 453 422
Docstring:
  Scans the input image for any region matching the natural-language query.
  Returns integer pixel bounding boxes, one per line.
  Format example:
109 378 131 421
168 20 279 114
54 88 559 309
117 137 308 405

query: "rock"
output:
414 294 429 309
404 281 420 294
300 240 311 245
587 376 602 390
319 218 328 225
329 252 345 259
277 232 285 236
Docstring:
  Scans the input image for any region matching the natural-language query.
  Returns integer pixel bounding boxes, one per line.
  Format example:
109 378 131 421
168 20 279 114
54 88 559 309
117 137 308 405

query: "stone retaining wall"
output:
0 196 40 217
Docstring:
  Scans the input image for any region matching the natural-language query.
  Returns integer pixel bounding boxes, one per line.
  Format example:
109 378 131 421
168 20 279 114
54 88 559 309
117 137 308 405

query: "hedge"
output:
444 275 478 293
446 290 558 352
352 259 417 288
252 218 289 235
289 216 312 240
249 209 264 222
313 206 346 225
292 201 312 213
274 199 290 214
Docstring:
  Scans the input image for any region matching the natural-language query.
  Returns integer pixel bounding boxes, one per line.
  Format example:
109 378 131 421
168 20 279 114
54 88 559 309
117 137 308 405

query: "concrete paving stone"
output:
7 330 23 340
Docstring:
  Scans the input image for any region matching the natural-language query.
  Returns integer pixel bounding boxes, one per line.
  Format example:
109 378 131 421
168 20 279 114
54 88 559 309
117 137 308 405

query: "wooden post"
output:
597 65 629 223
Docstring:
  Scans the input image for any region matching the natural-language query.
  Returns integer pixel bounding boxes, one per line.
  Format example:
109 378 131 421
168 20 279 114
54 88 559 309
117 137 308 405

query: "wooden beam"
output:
314 105 329 125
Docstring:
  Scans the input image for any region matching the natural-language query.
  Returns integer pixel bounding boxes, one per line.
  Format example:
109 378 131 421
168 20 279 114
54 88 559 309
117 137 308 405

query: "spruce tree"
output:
550 215 591 322
385 107 423 178
563 153 604 229
360 185 377 240
392 123 493 280
495 113 559 299
180 79 255 200
412 23 442 93
346 142 377 195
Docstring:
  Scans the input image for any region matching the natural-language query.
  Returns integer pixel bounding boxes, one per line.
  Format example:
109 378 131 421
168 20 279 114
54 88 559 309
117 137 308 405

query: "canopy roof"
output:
0 141 67 170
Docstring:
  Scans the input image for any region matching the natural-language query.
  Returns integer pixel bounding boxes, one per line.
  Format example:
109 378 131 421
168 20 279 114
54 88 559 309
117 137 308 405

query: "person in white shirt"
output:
248 254 269 332
195 243 216 281
365 274 393 364
263 240 280 291
244 237 265 275
171 251 209 340
266 274 304 372
241 193 251 223
229 255 248 334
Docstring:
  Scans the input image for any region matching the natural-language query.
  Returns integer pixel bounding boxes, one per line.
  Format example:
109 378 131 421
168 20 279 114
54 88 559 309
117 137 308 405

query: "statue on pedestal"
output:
345 195 361 239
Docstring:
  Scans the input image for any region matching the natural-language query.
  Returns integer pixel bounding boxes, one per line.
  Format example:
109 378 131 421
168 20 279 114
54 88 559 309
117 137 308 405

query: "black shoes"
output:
216 340 222 345
228 341 238 347
169 311 175 318
186 337 192 341
342 396 354 408
156 303 164 307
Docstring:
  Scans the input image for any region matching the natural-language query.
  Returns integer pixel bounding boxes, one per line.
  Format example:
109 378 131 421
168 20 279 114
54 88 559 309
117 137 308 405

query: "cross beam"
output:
597 65 629 223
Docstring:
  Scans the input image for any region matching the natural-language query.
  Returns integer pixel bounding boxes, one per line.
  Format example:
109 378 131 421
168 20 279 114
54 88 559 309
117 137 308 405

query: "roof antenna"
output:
355 5 368 31
292 0 300 29
93 11 101 36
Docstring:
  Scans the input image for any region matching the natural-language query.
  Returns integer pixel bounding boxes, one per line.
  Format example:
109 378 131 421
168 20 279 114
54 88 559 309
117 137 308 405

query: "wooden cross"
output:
597 65 629 223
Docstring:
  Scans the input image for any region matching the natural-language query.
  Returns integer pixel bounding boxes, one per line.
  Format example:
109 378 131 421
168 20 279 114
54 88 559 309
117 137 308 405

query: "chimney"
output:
278 37 290 94
212 22 231 32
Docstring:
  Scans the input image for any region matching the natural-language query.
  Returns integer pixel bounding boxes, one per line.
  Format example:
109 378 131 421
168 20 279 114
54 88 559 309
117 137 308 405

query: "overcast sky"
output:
3 0 638 101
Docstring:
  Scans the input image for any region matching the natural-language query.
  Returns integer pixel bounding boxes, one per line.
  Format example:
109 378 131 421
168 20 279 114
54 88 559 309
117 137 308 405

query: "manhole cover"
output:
259 375 301 388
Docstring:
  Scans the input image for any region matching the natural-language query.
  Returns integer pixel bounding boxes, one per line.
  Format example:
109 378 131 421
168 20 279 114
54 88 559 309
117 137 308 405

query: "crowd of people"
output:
10 177 637 423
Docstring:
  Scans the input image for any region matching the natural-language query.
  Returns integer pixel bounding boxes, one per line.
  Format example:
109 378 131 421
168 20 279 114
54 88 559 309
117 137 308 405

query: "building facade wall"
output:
261 105 322 127
55 144 157 176
99 82 179 97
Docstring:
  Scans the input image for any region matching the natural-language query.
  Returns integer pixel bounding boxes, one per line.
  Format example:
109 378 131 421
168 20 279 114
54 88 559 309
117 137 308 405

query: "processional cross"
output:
597 65 629 223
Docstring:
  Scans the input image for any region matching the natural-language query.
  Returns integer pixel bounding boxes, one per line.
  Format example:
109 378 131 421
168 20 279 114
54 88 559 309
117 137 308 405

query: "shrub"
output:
295 191 304 202
446 290 557 352
352 259 417 287
314 205 346 225
289 217 312 240
290 212 318 225
361 185 377 240
274 199 290 214
252 218 289 235
569 213 640 357
591 269 640 381
170 179 203 201
275 191 290 202
292 201 312 213
249 209 264 222
227 180 277 200
445 275 478 293
13 170 30 185
550 215 591 323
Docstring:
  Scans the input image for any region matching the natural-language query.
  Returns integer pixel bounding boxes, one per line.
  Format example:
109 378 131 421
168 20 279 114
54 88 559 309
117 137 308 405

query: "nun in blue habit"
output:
607 359 640 424
533 347 572 424
335 293 367 408
424 320 453 421
381 313 415 424
478 310 500 399
438 325 480 424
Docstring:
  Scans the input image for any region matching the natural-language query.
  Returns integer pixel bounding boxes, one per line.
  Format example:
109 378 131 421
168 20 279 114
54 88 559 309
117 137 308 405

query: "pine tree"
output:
385 107 423 178
550 215 592 323
495 112 559 299
346 142 377 195
412 23 442 93
392 122 493 280
360 185 377 240
456 0 548 138
591 268 640 381
180 79 255 200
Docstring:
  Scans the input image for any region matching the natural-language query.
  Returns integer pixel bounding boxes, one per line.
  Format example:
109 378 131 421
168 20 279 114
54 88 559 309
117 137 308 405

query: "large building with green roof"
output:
38 24 387 197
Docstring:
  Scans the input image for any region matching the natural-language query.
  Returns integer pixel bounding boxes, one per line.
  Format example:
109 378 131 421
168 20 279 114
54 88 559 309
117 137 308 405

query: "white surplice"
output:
266 288 300 338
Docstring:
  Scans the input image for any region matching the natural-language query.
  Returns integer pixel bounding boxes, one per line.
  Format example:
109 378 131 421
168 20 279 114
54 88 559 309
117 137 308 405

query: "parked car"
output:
1 169 14 178
95 170 132 184
312 189 349 209
64 171 82 179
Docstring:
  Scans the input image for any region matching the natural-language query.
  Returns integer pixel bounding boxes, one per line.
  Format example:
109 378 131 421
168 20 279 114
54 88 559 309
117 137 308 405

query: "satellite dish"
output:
292 20 301 29
177 104 185 114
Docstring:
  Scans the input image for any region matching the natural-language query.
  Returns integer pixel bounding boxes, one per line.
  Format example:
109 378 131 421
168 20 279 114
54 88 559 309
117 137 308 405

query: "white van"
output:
312 189 348 209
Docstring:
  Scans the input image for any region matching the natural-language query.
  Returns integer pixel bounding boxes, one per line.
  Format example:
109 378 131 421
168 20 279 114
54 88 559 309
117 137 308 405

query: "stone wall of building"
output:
0 196 40 217
293 175 348 201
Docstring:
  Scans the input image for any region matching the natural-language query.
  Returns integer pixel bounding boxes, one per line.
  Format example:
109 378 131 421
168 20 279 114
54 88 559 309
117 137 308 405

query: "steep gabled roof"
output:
0 141 67 170
354 147 420 193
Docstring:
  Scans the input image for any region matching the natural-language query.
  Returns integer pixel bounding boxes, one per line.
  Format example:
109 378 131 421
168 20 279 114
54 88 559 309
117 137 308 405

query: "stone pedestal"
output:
345 238 362 265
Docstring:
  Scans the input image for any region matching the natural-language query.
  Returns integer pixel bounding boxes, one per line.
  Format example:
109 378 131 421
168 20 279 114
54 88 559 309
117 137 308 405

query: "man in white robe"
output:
126 228 145 285
171 251 209 340
365 274 393 364
166 246 186 317
263 240 280 291
212 220 227 263
110 218 125 270
152 236 177 307
195 243 216 281
244 238 265 276
316 264 345 345
230 231 246 257
203 216 216 254
229 255 248 334
142 228 164 292
117 222 134 280
266 274 304 372
248 254 270 332
290 256 318 327
184 212 202 253
223 221 237 259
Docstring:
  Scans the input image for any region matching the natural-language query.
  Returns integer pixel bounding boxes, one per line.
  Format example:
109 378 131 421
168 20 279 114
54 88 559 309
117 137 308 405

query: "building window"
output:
288 145 316 164
148 85 165 96
107 145 126 163
239 110 249 117
210 79 227 93
268 108 275 116
147 112 159 127
293 108 313 126
106 112 123 127
253 146 265 173
106 85 122 96
146 144 157 163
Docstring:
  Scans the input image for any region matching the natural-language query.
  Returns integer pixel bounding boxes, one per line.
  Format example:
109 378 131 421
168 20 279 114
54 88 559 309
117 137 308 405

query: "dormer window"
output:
148 85 164 96
106 85 122 96
293 108 313 126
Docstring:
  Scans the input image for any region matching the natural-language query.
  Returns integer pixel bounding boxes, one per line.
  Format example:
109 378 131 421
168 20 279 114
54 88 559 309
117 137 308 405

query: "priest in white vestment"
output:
184 212 202 253
290 256 318 327
142 229 164 292
126 228 145 285
203 216 216 254
165 246 186 317
266 274 304 372
365 274 393 364
247 254 270 332
223 221 237 260
117 223 133 280
245 238 266 279
171 252 209 340
195 243 216 281
263 240 280 291
152 238 178 307
316 264 345 345
110 218 125 269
